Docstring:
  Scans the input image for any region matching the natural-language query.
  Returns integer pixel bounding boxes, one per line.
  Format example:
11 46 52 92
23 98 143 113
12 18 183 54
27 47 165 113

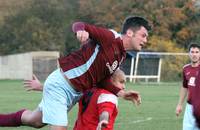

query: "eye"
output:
120 80 125 84
142 33 147 38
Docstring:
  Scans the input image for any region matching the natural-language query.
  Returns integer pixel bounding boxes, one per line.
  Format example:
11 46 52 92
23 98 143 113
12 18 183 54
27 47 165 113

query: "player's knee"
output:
23 116 44 128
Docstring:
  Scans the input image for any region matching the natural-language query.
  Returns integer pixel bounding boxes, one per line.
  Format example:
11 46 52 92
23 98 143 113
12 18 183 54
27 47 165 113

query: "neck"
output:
191 62 199 67
121 35 129 51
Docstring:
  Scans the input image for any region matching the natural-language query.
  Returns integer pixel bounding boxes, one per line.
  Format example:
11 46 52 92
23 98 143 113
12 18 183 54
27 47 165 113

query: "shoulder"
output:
183 63 191 70
109 29 122 39
97 90 118 106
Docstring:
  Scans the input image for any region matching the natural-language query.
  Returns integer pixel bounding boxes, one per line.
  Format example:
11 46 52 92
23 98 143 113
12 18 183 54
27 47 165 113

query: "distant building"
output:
0 51 59 80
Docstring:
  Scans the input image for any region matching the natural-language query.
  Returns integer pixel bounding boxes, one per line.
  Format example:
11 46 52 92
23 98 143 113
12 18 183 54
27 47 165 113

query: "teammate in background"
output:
192 64 200 129
175 43 200 130
0 16 150 130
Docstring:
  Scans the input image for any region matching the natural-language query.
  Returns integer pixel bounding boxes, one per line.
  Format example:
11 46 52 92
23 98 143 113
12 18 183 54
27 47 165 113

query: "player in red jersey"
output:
73 69 127 130
175 43 200 130
0 16 150 130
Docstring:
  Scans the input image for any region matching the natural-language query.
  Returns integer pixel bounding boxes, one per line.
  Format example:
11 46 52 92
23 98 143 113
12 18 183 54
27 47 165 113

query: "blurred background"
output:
0 0 200 81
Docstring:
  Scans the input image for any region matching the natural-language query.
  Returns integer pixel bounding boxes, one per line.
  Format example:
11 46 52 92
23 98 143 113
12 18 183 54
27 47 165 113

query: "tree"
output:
78 0 200 51
0 0 79 55
1 0 200 55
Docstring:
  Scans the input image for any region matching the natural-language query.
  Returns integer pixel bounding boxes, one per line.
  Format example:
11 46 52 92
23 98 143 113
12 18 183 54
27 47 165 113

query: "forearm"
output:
96 111 110 130
72 22 112 44
177 87 187 105
99 111 109 123
98 78 122 95
104 84 121 95
117 89 141 106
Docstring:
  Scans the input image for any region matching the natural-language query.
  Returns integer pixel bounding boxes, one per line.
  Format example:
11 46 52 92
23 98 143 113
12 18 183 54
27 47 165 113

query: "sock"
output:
0 109 26 127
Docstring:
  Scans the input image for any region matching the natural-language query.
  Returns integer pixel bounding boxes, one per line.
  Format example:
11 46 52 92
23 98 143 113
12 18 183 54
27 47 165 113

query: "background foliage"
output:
0 0 200 55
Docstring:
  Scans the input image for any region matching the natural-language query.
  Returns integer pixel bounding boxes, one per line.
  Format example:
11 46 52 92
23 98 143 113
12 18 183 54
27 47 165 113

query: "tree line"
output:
0 0 199 55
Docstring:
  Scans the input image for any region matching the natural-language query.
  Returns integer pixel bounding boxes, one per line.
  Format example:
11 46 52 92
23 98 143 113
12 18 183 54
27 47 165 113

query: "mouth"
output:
140 43 144 48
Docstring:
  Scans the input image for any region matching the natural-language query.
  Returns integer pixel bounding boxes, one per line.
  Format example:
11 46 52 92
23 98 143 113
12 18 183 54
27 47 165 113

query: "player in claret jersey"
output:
0 16 150 130
192 67 200 129
175 43 200 130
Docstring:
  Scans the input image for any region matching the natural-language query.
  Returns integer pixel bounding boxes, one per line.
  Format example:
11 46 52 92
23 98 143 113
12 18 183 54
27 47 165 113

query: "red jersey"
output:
182 64 200 104
73 87 118 130
58 22 126 94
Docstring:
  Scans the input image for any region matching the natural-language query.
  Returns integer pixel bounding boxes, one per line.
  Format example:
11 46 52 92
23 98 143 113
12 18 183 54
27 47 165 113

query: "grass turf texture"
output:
0 80 183 130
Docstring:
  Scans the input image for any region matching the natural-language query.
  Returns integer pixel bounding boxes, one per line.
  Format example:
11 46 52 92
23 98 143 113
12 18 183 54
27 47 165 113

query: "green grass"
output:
0 80 184 130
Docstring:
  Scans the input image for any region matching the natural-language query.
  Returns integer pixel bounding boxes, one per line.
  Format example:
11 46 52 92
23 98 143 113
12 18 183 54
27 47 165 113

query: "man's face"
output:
189 47 200 64
130 26 148 51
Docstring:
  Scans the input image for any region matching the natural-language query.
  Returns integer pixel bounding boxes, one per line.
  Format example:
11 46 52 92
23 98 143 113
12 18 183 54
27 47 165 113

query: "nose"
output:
143 37 147 43
122 85 125 90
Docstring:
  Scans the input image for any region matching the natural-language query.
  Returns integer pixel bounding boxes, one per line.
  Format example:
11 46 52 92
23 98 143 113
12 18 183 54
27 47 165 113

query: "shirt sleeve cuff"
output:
72 22 85 32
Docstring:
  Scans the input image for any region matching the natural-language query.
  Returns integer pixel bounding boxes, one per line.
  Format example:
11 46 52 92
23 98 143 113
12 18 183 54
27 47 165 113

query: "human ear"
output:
126 29 133 37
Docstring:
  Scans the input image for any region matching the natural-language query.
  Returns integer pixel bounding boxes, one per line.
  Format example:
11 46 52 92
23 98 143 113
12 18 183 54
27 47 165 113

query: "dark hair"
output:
121 16 151 34
188 42 200 51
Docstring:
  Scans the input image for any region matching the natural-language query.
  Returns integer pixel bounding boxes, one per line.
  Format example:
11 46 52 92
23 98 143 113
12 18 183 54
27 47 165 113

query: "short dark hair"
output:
121 16 151 34
188 42 200 51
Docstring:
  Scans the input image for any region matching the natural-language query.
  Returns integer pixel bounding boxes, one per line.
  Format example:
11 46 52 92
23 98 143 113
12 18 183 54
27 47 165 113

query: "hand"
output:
117 90 141 106
175 104 182 117
23 74 43 91
76 30 89 43
96 120 108 130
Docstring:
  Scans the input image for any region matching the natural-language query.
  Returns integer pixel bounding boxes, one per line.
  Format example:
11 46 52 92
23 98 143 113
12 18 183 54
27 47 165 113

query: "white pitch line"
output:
68 117 153 128
115 117 152 125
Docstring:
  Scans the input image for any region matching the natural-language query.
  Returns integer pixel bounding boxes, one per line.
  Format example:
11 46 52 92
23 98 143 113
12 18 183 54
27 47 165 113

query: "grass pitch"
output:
0 80 183 130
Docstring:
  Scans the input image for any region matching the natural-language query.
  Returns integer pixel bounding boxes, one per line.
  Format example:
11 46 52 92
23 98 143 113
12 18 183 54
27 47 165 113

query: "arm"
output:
96 111 109 130
98 78 141 105
96 93 117 130
72 22 115 47
97 77 122 95
117 89 141 106
175 87 187 116
23 74 43 91
176 68 188 116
